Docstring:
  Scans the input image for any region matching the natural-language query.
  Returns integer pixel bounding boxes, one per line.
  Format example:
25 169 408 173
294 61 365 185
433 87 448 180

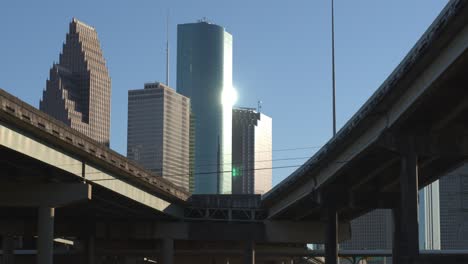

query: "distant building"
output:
40 18 111 146
419 182 441 250
177 21 234 194
127 82 191 191
341 182 440 264
340 209 393 251
232 108 272 195
440 165 468 249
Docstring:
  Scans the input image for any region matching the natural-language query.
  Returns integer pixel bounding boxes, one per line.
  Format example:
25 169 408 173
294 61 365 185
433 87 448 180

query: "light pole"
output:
332 0 337 137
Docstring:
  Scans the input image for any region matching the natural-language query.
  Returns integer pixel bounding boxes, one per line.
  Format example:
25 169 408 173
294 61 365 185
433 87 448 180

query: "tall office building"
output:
177 21 234 194
40 18 111 146
127 82 191 191
341 182 441 263
419 182 441 250
232 108 272 195
340 209 394 251
440 164 468 249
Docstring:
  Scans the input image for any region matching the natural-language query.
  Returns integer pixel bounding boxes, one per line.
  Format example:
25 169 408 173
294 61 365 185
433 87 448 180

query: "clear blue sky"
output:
0 0 448 187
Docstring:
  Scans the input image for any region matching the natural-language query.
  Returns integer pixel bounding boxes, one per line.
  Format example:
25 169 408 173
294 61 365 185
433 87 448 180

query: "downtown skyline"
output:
0 0 449 187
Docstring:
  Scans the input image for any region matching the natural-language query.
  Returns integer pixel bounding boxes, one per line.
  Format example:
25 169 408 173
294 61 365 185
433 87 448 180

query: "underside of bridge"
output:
0 109 339 264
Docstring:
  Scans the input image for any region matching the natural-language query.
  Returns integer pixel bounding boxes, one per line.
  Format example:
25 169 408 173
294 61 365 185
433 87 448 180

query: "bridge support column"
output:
325 208 338 264
37 207 54 264
392 207 401 264
161 238 173 264
397 135 419 263
244 240 255 264
2 234 15 264
87 236 95 264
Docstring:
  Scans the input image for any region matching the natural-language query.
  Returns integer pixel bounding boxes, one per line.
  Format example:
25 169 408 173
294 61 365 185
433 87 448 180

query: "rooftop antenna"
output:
257 100 262 113
165 10 170 86
331 0 337 137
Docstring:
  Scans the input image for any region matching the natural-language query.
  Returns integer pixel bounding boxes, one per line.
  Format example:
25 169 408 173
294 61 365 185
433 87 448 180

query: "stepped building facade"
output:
40 18 111 146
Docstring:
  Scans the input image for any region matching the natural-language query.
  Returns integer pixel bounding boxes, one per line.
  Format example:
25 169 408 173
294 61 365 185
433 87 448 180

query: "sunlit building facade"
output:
40 18 111 146
177 21 234 194
232 108 272 195
127 82 191 191
419 182 441 250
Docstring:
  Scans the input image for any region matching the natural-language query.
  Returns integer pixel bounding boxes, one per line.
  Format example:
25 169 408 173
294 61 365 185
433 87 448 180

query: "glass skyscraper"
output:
177 21 234 194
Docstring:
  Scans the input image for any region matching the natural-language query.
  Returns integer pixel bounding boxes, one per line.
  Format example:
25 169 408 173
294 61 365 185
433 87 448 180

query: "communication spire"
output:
166 10 170 86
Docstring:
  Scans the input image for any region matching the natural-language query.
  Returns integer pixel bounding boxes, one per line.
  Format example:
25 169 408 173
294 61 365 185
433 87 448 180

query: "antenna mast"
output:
166 10 170 86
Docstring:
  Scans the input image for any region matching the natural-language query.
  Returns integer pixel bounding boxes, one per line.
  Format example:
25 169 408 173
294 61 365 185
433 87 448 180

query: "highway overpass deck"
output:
262 0 468 221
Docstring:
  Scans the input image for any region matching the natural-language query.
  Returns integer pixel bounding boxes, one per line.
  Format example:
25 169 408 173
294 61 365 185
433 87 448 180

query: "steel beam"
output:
0 183 91 207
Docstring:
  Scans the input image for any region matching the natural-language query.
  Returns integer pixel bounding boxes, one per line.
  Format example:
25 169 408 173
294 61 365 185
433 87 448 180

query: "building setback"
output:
127 82 191 191
177 21 234 194
232 108 272 195
40 18 111 146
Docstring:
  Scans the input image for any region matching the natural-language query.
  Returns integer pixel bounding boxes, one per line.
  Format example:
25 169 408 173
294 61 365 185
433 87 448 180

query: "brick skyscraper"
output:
40 18 111 146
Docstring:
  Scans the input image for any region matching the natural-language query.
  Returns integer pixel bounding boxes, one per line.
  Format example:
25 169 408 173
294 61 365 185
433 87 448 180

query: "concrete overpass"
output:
2 0 468 263
263 0 468 263
0 86 349 263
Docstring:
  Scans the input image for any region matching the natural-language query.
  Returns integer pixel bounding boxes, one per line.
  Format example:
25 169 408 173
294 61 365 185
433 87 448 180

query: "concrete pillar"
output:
398 136 419 262
325 208 338 264
87 236 95 264
2 234 15 264
244 241 255 264
161 238 174 264
392 207 401 264
37 207 54 264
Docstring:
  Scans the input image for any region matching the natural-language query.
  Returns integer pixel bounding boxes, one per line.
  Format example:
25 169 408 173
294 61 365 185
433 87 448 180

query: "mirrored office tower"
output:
232 108 272 195
177 21 233 194
127 82 191 191
40 18 111 146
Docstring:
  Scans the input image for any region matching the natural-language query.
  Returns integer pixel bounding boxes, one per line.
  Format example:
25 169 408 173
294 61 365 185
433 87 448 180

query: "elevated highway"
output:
0 90 347 264
263 0 468 263
2 0 468 263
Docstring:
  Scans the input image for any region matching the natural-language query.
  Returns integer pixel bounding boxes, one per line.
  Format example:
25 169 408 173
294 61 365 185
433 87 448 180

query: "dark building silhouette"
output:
40 18 111 146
